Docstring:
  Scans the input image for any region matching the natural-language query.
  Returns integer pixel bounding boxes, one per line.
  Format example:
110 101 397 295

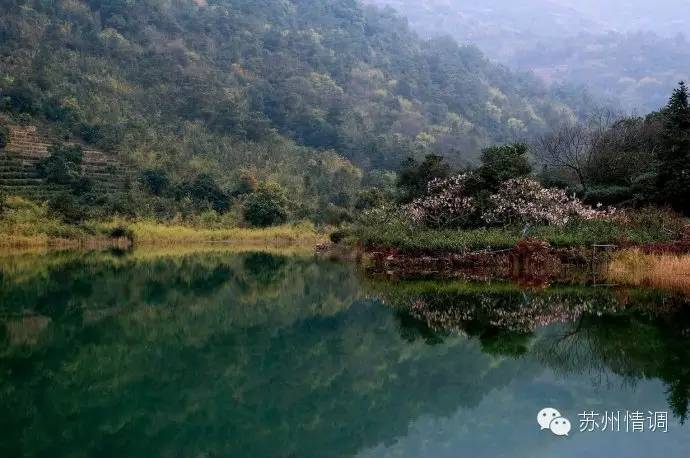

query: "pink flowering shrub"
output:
484 178 614 226
407 174 613 229
406 174 480 228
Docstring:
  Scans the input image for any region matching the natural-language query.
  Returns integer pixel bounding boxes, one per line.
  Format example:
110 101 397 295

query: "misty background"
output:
364 0 690 111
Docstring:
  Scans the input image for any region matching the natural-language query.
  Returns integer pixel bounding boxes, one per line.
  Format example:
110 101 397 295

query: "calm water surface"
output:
1 249 690 457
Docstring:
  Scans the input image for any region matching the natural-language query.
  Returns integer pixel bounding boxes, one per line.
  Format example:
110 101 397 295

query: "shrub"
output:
407 174 481 228
317 202 353 226
396 154 451 202
48 193 86 223
139 169 170 196
187 173 229 213
354 188 390 210
71 176 94 195
329 228 351 244
109 225 134 242
0 190 6 215
242 183 289 227
233 170 259 196
0 124 9 148
407 175 614 229
583 186 634 206
478 143 532 189
485 178 615 226
38 143 84 185
198 209 221 228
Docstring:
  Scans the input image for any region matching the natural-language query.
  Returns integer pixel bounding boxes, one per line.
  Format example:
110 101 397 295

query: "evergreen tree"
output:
396 155 451 202
657 82 690 214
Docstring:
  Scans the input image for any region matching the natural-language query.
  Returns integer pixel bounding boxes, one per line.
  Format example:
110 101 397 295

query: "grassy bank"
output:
126 221 325 246
0 196 326 249
608 250 690 294
351 210 688 254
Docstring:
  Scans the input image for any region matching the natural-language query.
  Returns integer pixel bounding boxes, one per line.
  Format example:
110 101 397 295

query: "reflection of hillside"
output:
0 251 361 330
0 252 533 457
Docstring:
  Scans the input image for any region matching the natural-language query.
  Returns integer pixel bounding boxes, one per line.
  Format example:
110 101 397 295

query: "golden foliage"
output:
608 250 690 295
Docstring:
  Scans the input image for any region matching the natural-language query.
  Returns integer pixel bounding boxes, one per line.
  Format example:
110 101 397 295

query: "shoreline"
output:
0 221 328 251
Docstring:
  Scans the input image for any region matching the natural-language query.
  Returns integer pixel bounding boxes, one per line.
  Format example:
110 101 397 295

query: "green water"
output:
1 250 690 457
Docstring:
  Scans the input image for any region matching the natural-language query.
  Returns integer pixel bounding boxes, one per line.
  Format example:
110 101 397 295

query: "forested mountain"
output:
514 32 690 113
0 0 584 174
366 0 690 112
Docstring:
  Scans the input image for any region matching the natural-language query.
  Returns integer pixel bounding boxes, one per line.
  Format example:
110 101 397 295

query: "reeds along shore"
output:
608 250 690 294
0 224 326 250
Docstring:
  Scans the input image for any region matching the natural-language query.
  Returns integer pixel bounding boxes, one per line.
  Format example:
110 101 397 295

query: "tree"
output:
0 190 7 215
535 123 595 191
233 170 259 196
139 169 171 196
478 143 532 189
37 143 84 185
586 115 661 187
243 183 289 227
0 123 9 148
48 193 86 223
187 173 229 213
657 82 690 214
396 154 451 202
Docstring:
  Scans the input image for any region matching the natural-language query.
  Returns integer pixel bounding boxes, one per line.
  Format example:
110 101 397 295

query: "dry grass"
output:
0 195 326 250
127 220 326 247
608 249 690 295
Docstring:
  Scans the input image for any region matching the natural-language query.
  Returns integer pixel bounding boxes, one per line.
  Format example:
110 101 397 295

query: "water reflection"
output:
1 250 690 457
375 279 690 424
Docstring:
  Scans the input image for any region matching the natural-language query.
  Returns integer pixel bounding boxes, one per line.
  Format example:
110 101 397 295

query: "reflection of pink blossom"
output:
410 294 622 333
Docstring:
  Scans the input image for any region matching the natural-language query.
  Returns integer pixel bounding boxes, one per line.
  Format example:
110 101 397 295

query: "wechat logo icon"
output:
538 408 572 436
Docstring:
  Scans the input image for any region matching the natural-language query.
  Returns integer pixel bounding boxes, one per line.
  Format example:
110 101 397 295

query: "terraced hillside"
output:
0 125 132 201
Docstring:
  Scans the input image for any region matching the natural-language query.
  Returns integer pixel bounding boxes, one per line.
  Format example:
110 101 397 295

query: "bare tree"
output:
535 122 595 191
534 108 651 191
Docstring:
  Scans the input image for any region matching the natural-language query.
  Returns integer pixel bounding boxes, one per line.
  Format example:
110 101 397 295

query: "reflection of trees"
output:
0 252 532 458
532 295 690 423
376 278 690 422
373 280 623 351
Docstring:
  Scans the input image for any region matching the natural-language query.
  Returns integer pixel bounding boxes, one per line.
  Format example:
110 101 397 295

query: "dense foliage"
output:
366 0 690 111
658 83 690 214
37 143 84 185
0 123 8 148
0 0 591 225
350 84 689 252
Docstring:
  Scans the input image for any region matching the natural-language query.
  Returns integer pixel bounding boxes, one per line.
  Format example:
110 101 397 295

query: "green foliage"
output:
354 204 686 253
233 170 259 196
139 169 170 196
478 143 532 189
0 190 6 215
185 173 229 213
0 0 583 179
658 82 690 215
243 183 289 227
583 186 634 206
108 225 134 241
37 143 84 185
0 123 9 148
71 176 94 195
354 188 391 210
47 193 87 224
397 155 451 202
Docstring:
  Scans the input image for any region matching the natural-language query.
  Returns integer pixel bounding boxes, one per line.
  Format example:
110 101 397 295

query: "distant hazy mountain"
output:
365 0 690 111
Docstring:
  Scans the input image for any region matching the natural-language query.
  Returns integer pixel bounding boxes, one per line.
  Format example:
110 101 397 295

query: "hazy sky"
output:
367 0 690 37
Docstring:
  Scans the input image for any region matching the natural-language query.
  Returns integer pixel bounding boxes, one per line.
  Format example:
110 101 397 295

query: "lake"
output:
1 249 690 457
